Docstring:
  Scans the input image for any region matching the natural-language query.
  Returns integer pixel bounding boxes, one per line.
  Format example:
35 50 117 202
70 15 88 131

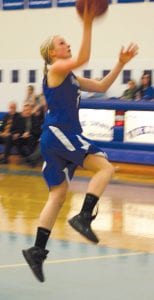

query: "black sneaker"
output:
68 213 99 244
22 246 49 282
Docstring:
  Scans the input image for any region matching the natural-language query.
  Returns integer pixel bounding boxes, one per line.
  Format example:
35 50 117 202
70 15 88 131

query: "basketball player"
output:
22 0 138 282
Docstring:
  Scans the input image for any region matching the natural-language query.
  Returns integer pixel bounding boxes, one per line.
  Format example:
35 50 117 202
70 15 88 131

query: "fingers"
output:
131 44 139 56
82 0 95 22
128 43 139 56
119 43 139 65
120 46 124 56
83 0 88 15
123 43 139 56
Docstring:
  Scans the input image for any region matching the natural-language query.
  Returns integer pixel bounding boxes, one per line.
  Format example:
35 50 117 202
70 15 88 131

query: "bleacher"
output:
1 98 154 165
0 112 19 159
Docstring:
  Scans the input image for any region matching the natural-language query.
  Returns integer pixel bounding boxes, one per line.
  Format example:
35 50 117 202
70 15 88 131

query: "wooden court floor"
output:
0 162 154 300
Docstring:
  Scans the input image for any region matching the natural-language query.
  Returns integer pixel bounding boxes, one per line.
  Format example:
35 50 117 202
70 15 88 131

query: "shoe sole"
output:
68 219 99 244
22 250 44 282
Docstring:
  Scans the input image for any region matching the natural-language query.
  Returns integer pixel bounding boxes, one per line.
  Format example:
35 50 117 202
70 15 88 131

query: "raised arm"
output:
78 43 139 92
50 1 96 75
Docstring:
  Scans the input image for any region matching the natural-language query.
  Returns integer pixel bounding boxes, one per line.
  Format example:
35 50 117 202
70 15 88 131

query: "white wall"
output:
0 2 154 110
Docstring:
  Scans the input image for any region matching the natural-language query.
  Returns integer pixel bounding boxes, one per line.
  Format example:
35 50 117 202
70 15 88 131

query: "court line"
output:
0 251 145 270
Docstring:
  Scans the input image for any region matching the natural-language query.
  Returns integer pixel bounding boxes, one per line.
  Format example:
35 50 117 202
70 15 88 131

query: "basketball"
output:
76 0 109 18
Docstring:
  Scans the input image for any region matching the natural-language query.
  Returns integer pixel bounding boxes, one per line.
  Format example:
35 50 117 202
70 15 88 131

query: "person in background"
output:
134 72 154 101
25 105 44 167
120 79 137 100
15 104 41 159
35 92 47 113
24 85 37 107
22 0 138 283
0 101 21 164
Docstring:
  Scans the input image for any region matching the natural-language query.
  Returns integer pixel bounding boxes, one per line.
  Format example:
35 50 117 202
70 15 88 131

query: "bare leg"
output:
83 154 114 197
22 180 69 282
39 180 69 230
68 154 114 243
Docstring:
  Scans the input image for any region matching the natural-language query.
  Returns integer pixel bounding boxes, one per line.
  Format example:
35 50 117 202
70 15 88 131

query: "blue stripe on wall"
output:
57 0 75 7
118 0 144 3
28 0 52 8
3 0 24 10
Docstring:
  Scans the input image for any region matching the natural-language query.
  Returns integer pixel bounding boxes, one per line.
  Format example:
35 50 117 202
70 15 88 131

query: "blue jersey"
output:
42 72 82 133
40 72 107 188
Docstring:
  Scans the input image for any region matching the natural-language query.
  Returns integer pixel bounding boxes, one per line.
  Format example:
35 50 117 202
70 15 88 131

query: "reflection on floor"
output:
0 163 154 300
1 232 154 300
0 163 154 253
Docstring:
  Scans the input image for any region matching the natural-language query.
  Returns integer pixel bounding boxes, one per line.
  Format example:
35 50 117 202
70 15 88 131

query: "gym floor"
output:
0 162 154 300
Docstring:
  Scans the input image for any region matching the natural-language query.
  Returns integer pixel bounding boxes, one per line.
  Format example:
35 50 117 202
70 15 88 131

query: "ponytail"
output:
40 36 56 75
44 62 48 76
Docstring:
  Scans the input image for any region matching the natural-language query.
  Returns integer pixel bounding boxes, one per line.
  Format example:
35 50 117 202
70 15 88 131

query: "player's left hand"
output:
119 43 139 65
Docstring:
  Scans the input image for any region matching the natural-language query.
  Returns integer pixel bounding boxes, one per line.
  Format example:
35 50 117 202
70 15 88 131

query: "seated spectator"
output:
25 105 44 167
24 85 37 107
120 79 137 100
15 104 42 159
25 143 42 168
32 104 45 124
134 72 154 101
35 92 47 113
0 102 21 164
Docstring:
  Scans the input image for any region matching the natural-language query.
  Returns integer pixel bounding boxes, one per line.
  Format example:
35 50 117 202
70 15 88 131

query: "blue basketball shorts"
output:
40 126 108 188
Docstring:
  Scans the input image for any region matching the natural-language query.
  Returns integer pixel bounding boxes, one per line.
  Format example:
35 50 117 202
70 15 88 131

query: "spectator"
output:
15 104 41 159
0 102 21 164
25 105 44 167
25 143 42 168
35 92 47 113
134 72 154 100
120 79 137 100
24 85 37 107
32 104 44 122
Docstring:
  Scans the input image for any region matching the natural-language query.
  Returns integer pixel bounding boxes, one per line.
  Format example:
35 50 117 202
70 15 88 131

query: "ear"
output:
49 49 56 58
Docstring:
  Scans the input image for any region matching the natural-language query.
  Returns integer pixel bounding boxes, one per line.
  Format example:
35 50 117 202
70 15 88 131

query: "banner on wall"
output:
3 0 24 9
79 109 115 141
57 0 75 7
124 111 154 143
28 0 52 8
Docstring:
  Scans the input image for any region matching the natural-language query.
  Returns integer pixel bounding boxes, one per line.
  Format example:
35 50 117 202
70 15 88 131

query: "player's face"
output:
51 36 72 59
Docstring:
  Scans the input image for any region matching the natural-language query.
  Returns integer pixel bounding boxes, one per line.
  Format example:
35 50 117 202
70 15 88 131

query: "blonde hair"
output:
40 36 55 75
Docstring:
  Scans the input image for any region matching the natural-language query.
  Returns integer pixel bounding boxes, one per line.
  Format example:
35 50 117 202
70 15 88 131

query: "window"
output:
143 70 152 81
12 70 19 83
0 70 2 82
102 70 110 77
123 70 131 84
83 70 92 78
28 70 36 83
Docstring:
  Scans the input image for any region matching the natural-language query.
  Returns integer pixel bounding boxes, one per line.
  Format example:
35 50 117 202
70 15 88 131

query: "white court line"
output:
0 251 145 270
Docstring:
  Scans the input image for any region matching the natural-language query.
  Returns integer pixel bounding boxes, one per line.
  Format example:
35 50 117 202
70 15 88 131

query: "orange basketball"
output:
76 0 109 18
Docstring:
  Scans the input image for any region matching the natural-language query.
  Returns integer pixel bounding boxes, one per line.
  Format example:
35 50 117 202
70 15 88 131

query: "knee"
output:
107 162 115 178
99 160 115 178
49 182 68 207
48 191 67 209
